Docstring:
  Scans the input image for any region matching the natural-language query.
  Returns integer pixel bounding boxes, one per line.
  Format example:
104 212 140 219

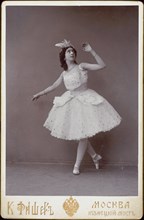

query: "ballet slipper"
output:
73 166 80 175
92 154 102 170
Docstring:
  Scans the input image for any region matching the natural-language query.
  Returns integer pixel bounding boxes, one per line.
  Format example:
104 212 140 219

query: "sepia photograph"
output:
1 1 143 219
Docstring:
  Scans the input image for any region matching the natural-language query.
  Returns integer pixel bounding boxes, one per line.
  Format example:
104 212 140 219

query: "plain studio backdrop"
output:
6 6 138 166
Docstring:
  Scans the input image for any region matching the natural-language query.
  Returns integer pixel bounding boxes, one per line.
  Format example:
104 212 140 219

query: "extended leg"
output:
87 141 102 169
73 138 88 175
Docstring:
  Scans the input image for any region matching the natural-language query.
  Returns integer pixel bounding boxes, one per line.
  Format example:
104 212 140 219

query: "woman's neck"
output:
66 61 77 71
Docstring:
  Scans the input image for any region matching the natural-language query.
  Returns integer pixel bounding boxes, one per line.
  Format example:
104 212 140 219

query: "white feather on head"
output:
55 39 73 48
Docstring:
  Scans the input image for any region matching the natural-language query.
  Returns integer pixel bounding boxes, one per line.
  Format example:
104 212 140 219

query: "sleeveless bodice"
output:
63 65 88 91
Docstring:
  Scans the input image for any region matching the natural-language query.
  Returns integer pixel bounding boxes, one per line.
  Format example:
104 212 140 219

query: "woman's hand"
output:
32 93 41 101
82 42 92 52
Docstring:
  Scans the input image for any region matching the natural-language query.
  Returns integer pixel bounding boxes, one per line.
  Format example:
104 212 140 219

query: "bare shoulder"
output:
79 63 88 71
61 70 66 77
54 72 64 82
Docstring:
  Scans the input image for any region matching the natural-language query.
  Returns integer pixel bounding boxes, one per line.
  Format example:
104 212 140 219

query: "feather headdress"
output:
55 39 73 48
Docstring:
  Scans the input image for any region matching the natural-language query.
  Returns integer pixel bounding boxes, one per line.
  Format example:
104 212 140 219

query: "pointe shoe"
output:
73 166 80 175
93 154 102 170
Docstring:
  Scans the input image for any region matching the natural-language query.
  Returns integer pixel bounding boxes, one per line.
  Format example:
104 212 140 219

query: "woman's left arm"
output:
80 43 106 71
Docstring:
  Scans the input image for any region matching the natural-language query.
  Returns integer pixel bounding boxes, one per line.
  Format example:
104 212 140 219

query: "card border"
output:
1 1 143 219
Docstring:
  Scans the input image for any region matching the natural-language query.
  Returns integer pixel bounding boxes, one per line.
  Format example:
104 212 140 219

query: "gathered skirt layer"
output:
43 89 121 140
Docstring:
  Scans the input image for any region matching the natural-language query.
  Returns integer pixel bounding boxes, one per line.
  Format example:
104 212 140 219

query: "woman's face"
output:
65 47 76 62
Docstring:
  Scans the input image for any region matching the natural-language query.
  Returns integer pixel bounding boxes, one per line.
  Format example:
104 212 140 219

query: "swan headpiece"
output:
55 39 74 49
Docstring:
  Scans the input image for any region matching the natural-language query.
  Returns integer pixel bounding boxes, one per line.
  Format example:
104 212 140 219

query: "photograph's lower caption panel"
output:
1 196 143 219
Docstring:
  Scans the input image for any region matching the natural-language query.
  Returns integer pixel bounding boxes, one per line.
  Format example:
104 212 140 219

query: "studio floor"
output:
6 163 138 196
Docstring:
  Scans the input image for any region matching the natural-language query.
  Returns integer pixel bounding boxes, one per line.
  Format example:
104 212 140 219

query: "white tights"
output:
73 139 98 173
87 141 97 159
74 138 88 170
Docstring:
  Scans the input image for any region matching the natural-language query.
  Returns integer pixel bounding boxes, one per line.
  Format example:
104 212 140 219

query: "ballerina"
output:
32 39 121 174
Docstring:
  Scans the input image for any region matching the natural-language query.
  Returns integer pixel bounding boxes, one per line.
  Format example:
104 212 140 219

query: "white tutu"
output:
43 89 122 140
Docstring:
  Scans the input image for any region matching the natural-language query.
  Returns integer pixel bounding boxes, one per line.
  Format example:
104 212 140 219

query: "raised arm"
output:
32 73 63 101
80 43 106 71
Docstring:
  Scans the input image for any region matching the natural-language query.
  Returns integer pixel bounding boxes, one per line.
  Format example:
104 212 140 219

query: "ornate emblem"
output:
63 196 79 217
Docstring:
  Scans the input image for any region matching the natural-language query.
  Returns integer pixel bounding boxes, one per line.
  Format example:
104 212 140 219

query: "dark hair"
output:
59 46 77 70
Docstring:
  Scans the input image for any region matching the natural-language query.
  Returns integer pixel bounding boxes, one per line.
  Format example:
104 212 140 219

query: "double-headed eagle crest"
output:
63 196 79 217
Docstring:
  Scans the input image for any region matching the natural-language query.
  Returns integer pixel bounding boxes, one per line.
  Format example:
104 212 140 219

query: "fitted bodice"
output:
63 65 88 91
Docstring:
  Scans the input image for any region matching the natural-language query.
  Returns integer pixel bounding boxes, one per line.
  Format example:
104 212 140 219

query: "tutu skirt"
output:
43 89 121 140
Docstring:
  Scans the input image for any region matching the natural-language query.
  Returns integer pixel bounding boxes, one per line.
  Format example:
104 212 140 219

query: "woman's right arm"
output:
32 73 63 101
